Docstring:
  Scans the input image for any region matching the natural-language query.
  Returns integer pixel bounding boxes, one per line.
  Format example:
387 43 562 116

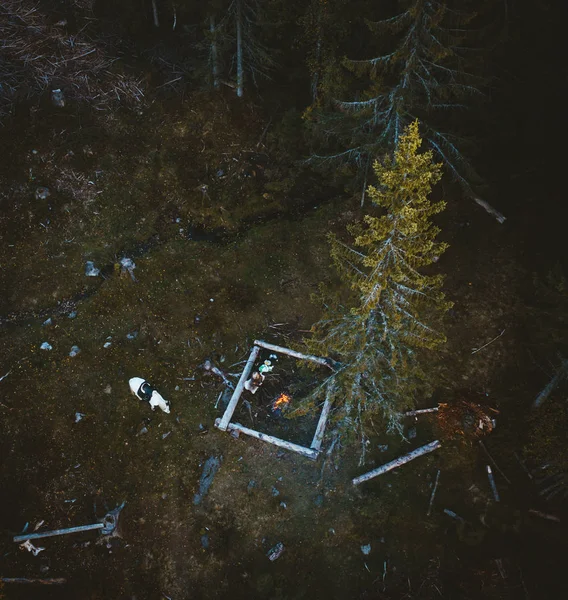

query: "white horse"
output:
129 377 170 414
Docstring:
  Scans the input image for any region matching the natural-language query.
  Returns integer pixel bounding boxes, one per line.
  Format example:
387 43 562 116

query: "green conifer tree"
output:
306 0 484 201
306 121 451 445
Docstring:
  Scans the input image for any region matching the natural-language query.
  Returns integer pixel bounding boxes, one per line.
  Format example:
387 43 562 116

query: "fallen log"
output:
352 440 441 486
14 523 104 543
533 359 568 409
513 451 533 480
310 394 333 452
217 345 260 431
479 440 511 484
444 508 465 523
0 577 67 585
528 509 560 523
427 469 441 516
404 407 438 417
253 339 336 370
486 465 500 502
472 196 506 224
218 419 319 460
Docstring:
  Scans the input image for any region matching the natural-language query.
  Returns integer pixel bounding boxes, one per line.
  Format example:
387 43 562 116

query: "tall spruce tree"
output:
307 0 483 202
306 121 451 448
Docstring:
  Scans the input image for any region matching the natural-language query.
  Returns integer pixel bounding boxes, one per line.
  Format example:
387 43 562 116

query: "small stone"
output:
279 501 287 509
42 318 52 326
103 341 112 348
361 544 371 556
126 331 138 340
271 487 280 497
67 311 77 319
85 261 100 277
51 88 65 108
40 342 52 351
377 444 389 452
69 345 81 357
74 412 85 423
35 187 50 200
136 426 148 436
267 542 285 562
201 534 210 549
104 384 112 394
175 385 180 391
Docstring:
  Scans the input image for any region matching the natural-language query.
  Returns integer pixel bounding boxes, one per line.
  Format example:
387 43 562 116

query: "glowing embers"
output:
272 392 291 413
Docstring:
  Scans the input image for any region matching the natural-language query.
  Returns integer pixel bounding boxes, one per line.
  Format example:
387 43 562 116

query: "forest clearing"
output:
1 1 567 599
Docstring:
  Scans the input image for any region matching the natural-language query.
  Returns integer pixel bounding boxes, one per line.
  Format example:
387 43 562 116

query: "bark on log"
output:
253 339 335 370
217 346 260 431
219 420 319 460
352 440 441 486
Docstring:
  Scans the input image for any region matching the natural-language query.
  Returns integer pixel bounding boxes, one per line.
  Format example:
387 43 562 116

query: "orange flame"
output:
273 393 291 411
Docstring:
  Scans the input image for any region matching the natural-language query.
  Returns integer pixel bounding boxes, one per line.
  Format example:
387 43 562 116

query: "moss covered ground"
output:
1 95 567 599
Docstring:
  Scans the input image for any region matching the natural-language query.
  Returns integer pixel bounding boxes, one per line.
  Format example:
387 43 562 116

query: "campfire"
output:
272 392 291 412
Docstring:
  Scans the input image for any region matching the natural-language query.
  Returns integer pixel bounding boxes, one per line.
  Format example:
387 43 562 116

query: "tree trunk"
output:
311 10 322 104
209 15 219 89
151 0 159 28
236 0 244 97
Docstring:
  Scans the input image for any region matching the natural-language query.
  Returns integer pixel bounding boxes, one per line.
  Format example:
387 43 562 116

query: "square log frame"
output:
215 340 333 460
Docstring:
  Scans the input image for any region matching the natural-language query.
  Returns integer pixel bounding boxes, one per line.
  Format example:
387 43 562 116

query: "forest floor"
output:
0 95 567 600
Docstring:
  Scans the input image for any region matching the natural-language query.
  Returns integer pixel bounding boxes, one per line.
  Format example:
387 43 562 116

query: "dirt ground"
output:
1 97 567 600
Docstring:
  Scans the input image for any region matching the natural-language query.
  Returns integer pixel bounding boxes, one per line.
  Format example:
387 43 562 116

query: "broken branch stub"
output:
352 440 441 486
